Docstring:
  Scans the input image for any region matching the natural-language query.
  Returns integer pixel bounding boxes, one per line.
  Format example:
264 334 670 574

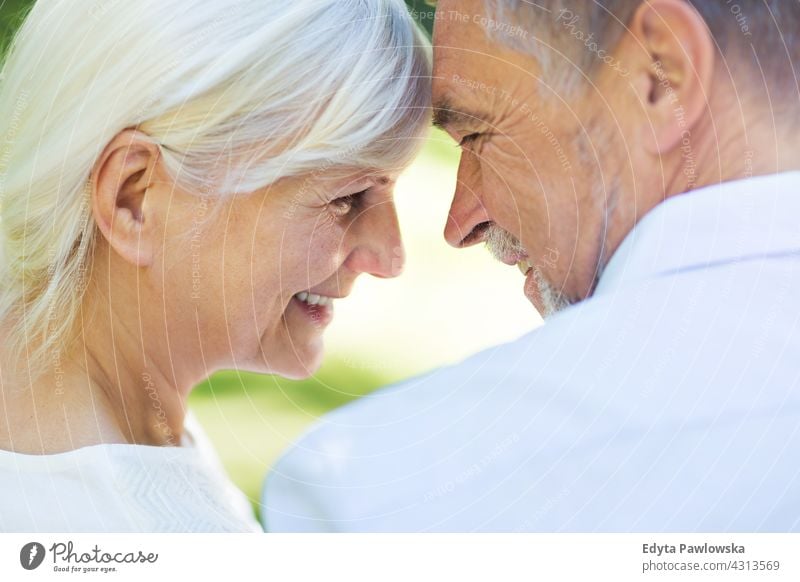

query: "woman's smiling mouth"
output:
290 291 341 327
294 291 333 307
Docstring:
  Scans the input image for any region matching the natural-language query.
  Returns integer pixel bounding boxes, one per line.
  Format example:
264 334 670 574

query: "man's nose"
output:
444 181 492 249
344 201 405 279
444 150 491 248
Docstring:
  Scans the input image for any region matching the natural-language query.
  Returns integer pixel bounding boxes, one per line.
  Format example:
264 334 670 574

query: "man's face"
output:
432 0 624 316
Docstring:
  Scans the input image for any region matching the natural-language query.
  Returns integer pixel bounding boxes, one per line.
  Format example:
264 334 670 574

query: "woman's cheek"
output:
310 229 347 270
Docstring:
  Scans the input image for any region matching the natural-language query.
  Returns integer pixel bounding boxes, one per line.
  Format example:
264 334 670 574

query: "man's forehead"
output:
432 51 497 122
432 1 530 81
432 0 546 126
432 17 495 83
433 0 493 51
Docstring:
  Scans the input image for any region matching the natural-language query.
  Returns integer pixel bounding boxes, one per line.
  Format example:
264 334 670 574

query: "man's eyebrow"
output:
432 99 491 129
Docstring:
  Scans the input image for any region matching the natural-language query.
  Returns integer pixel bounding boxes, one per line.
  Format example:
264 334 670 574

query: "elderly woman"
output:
0 0 430 532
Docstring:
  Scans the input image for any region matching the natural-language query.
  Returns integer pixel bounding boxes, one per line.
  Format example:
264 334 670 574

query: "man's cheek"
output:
483 176 526 230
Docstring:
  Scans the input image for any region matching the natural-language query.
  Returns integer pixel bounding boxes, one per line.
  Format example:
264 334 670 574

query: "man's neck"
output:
667 112 800 199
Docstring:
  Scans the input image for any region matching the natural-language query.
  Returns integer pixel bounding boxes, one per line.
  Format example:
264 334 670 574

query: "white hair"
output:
0 0 431 373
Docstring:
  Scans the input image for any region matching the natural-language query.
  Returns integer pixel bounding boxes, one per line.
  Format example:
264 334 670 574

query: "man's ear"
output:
627 0 715 154
90 129 162 267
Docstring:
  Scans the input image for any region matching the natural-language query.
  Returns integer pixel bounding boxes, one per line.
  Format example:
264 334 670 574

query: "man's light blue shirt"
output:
262 173 800 532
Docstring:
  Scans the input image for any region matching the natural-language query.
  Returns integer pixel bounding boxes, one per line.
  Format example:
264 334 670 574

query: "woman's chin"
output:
277 348 324 380
243 338 325 380
297 339 326 377
239 299 332 379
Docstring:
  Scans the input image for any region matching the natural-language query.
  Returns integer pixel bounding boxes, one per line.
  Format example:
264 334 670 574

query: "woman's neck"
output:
0 320 189 454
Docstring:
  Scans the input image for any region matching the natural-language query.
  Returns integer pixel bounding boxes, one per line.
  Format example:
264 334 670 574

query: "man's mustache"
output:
484 224 525 262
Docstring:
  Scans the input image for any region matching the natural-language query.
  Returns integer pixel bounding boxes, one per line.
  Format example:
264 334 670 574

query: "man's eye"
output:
458 133 481 148
329 190 366 217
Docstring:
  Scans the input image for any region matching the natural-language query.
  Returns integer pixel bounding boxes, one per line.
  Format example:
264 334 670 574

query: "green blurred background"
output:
0 0 539 522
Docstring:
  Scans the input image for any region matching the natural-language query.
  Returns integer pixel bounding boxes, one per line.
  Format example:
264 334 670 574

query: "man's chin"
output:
525 274 573 319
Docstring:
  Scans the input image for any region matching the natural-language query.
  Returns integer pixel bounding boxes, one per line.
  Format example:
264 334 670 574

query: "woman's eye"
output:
329 190 366 217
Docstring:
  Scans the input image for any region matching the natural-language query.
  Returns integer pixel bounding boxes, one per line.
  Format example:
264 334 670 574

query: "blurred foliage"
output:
192 361 390 414
188 360 394 521
404 0 437 37
0 0 32 59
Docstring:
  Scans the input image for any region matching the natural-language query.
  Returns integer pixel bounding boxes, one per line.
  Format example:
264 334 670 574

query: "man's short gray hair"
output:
485 0 800 94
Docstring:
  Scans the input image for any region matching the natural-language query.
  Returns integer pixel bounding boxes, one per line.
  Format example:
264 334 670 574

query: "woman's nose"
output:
344 201 405 279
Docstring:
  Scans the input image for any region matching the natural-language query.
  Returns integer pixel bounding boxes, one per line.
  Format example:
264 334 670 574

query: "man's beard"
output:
484 226 574 318
534 275 574 318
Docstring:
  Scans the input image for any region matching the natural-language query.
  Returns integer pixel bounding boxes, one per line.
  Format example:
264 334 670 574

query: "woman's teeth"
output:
295 291 332 307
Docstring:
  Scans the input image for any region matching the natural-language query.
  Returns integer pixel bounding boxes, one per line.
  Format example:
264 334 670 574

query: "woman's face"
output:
160 168 404 380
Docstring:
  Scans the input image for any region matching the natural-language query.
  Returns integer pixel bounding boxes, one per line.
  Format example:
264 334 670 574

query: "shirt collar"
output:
594 171 800 296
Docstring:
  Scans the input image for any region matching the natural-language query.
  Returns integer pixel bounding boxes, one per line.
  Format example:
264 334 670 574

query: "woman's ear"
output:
90 129 162 267
626 0 715 154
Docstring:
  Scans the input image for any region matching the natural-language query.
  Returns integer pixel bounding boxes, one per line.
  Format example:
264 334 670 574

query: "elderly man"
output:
262 0 800 531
